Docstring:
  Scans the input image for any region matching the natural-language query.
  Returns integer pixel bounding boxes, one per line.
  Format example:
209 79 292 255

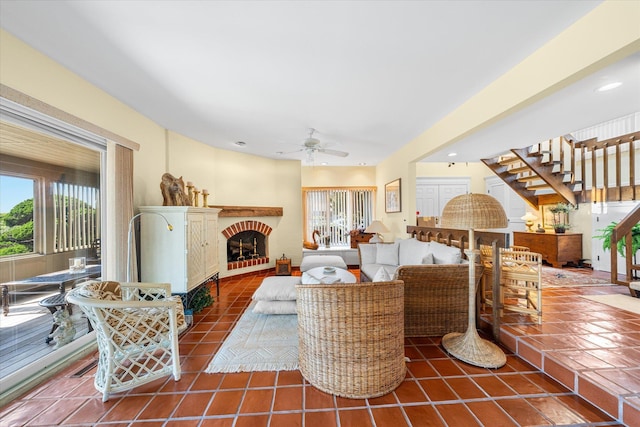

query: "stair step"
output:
508 165 531 174
527 183 552 190
517 175 542 182
498 156 521 166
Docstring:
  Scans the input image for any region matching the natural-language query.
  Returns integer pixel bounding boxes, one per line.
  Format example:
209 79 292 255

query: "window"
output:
53 181 100 252
0 175 35 256
303 187 375 246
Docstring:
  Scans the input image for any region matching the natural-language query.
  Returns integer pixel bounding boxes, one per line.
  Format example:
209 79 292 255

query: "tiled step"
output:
480 294 640 426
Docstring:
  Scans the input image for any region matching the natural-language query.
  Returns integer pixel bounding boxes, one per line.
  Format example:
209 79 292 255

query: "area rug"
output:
581 294 640 315
541 266 613 288
205 301 298 373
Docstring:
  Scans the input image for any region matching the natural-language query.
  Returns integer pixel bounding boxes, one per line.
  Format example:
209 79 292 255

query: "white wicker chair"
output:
66 281 185 401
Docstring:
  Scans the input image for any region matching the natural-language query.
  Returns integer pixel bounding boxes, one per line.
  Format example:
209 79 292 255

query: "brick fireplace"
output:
222 220 272 270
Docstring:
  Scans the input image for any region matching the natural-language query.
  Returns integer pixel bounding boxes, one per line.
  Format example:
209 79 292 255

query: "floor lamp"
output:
440 193 508 368
127 212 173 282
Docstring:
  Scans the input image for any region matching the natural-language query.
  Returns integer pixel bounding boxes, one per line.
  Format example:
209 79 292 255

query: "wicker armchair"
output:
395 264 483 337
500 249 542 323
296 280 406 399
66 281 185 401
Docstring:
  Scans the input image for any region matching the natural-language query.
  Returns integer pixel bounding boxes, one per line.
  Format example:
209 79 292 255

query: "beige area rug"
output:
205 301 298 373
581 294 640 315
541 266 613 288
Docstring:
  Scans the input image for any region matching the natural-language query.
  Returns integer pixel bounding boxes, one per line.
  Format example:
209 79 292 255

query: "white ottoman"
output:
300 255 347 272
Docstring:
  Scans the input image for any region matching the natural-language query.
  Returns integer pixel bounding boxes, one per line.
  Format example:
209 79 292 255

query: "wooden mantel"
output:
208 205 283 217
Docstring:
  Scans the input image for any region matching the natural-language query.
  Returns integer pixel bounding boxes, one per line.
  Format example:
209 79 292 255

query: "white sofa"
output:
358 238 466 282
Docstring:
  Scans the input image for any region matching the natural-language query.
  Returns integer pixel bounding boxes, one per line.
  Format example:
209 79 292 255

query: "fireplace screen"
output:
227 230 267 262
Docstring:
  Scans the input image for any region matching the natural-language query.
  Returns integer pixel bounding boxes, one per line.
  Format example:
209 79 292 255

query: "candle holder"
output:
202 189 209 207
193 188 200 207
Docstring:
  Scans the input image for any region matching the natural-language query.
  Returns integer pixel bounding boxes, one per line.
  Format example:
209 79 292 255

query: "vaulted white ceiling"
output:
2 1 638 166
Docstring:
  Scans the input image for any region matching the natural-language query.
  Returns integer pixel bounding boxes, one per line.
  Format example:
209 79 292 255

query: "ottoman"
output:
252 276 301 314
300 255 347 272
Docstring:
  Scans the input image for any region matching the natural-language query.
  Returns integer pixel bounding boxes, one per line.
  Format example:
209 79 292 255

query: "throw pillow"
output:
422 252 435 264
359 243 377 265
430 241 462 264
398 238 430 265
253 300 297 315
372 267 391 282
252 276 300 301
376 242 399 265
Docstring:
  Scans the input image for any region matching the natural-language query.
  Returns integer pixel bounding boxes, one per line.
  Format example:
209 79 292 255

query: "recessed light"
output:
320 162 328 166
358 162 367 166
276 151 284 155
448 152 457 157
234 141 246 147
596 82 622 92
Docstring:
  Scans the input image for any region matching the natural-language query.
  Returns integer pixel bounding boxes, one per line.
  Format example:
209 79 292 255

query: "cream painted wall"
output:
0 30 302 279
301 166 376 187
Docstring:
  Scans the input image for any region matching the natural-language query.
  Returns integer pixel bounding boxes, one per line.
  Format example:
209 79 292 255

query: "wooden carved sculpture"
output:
160 173 191 206
303 230 321 250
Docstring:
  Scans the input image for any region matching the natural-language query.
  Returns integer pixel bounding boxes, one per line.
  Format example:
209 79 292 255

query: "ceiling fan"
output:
282 128 349 163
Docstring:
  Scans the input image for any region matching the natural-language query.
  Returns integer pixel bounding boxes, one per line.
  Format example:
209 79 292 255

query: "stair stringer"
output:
481 157 539 209
511 147 578 206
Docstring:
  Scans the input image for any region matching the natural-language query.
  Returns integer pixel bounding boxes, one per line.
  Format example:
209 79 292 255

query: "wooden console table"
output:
513 231 582 268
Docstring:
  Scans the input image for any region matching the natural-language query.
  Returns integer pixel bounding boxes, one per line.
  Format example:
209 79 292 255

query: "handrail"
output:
610 203 640 285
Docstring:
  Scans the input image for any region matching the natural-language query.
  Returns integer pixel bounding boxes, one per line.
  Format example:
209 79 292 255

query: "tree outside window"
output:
0 175 35 256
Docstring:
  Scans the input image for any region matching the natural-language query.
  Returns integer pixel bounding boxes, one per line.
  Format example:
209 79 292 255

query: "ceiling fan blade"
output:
318 148 349 157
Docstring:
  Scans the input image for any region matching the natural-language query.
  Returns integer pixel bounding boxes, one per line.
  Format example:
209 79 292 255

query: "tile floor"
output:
0 268 637 426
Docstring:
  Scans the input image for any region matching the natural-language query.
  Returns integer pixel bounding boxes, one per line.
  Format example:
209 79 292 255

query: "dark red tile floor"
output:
1 268 637 426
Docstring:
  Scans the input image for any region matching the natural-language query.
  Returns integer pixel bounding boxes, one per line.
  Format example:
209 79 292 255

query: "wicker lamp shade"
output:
440 193 507 230
440 193 508 368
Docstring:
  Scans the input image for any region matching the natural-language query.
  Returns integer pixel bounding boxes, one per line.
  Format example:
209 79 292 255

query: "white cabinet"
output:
140 206 220 294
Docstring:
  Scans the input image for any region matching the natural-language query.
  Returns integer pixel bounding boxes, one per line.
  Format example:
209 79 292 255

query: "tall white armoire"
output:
139 206 220 296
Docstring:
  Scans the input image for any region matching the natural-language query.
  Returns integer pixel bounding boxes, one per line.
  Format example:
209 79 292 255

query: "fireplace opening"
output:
227 230 266 262
222 220 272 271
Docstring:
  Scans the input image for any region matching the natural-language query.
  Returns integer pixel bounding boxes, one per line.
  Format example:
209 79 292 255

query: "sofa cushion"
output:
361 264 398 281
372 267 392 282
376 242 399 265
253 300 297 315
422 252 435 264
429 241 462 264
300 255 347 272
358 243 377 265
398 238 431 265
252 276 301 301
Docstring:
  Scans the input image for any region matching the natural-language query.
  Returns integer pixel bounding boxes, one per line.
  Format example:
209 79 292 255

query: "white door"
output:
416 178 470 218
592 201 639 274
416 184 439 217
485 176 526 240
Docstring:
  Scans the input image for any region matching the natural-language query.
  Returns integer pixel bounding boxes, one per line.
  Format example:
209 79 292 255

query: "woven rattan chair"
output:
66 281 185 401
500 250 542 323
479 244 495 308
296 280 406 399
395 264 483 337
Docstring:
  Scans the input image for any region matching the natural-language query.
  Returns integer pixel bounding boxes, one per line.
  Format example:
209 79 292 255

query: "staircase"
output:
482 130 640 209
482 130 640 286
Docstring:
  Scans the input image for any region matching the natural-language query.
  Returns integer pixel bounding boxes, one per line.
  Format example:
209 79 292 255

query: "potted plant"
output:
594 221 640 271
548 202 572 233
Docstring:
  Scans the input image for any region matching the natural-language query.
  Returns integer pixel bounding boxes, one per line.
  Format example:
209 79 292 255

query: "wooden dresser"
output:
513 231 582 268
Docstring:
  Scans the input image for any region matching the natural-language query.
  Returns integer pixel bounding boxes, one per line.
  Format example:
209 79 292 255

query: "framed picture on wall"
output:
385 179 401 213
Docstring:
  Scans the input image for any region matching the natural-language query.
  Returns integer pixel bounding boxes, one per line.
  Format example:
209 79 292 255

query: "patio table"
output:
1 264 101 316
